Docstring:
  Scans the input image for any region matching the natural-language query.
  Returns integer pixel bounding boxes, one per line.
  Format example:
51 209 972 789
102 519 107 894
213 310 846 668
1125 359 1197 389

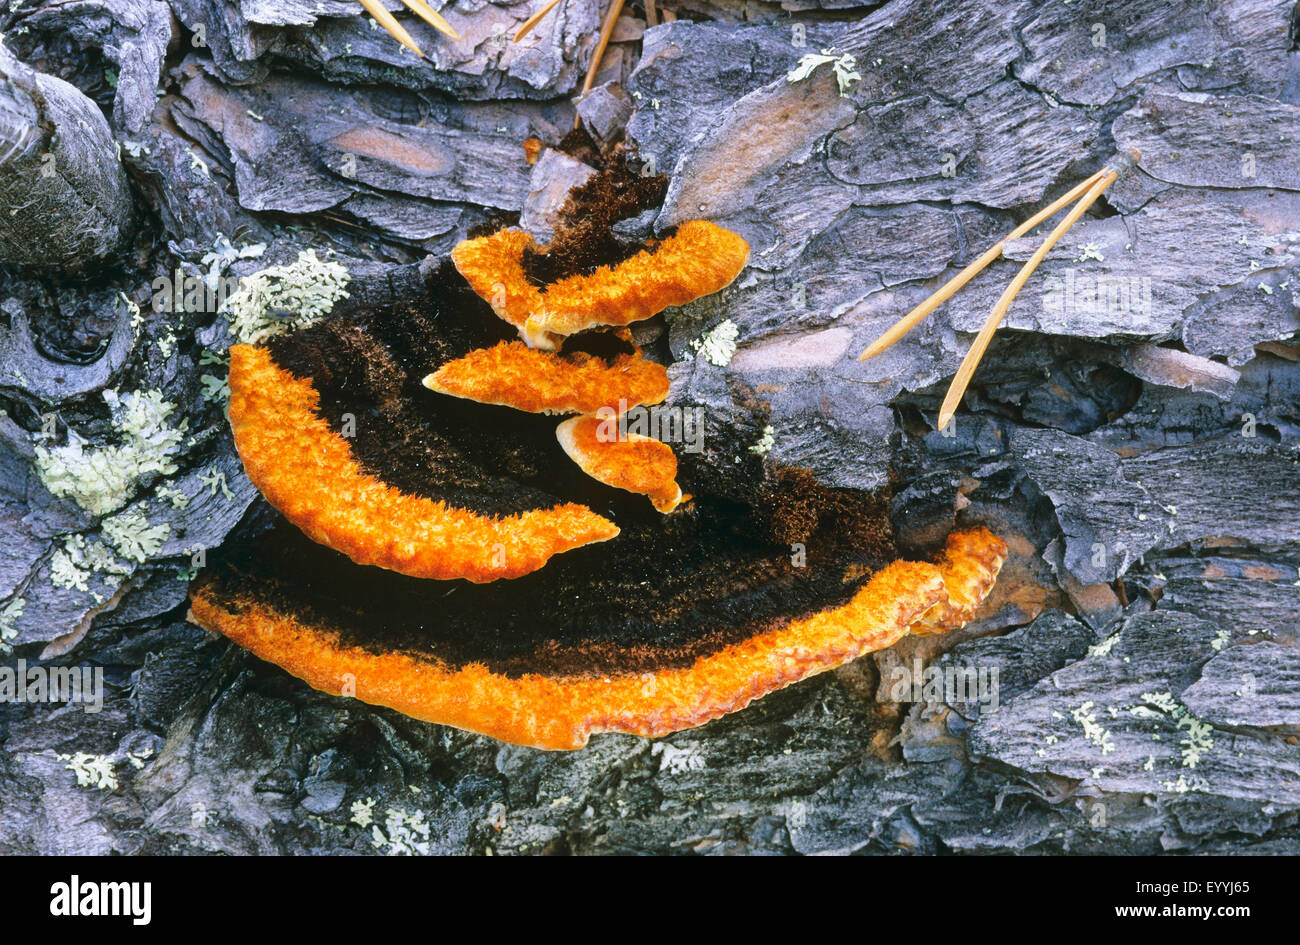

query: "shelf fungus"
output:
451 220 750 349
197 217 1008 750
228 344 618 581
557 414 684 513
223 259 631 583
192 516 1006 749
422 339 669 415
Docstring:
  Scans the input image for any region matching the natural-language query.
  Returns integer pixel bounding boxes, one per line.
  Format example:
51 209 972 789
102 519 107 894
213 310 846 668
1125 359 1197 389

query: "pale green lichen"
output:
200 469 235 500
690 319 740 367
1070 700 1115 754
59 751 118 791
1088 631 1121 658
118 291 144 335
370 806 430 856
102 508 170 563
222 249 350 344
1141 691 1179 713
125 747 153 770
1140 691 1214 769
34 389 187 517
749 424 775 455
49 534 131 601
787 49 861 96
199 350 232 404
154 484 189 510
200 235 265 292
199 374 230 403
653 742 706 776
0 597 25 654
350 797 376 828
174 544 206 583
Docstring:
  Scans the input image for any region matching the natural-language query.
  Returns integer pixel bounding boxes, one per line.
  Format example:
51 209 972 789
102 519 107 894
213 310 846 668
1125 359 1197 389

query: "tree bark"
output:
0 44 133 271
0 0 1297 856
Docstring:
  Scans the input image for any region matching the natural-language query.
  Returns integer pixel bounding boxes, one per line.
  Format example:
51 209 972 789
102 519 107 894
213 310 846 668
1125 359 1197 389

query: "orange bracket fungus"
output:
451 220 750 349
195 170 1008 749
422 339 669 415
438 214 737 514
228 343 619 582
191 523 1005 750
557 414 684 513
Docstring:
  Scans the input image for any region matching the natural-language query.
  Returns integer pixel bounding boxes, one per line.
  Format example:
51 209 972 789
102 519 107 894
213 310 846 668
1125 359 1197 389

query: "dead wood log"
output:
0 44 133 272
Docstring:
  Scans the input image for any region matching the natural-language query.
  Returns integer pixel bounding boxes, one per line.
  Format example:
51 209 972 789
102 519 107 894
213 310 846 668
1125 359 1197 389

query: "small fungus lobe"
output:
422 340 669 415
556 414 683 513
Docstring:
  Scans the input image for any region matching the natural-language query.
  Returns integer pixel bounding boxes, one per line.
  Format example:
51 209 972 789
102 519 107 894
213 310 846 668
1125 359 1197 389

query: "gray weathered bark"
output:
0 44 133 271
0 0 1297 855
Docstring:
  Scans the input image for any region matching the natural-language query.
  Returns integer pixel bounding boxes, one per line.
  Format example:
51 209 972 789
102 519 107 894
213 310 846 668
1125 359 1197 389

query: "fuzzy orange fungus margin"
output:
190 528 1008 750
556 414 683 513
450 220 750 348
227 344 619 582
422 340 669 415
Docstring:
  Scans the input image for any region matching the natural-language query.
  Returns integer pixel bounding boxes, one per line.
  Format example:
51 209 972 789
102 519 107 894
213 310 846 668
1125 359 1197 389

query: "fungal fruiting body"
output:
197 223 1008 750
556 414 683 513
191 525 1006 750
422 340 669 415
451 220 750 350
227 343 618 582
440 218 746 516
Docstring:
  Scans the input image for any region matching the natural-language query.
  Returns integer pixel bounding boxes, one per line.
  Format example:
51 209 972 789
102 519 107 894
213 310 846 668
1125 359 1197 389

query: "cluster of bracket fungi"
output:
190 186 1008 749
438 219 753 515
